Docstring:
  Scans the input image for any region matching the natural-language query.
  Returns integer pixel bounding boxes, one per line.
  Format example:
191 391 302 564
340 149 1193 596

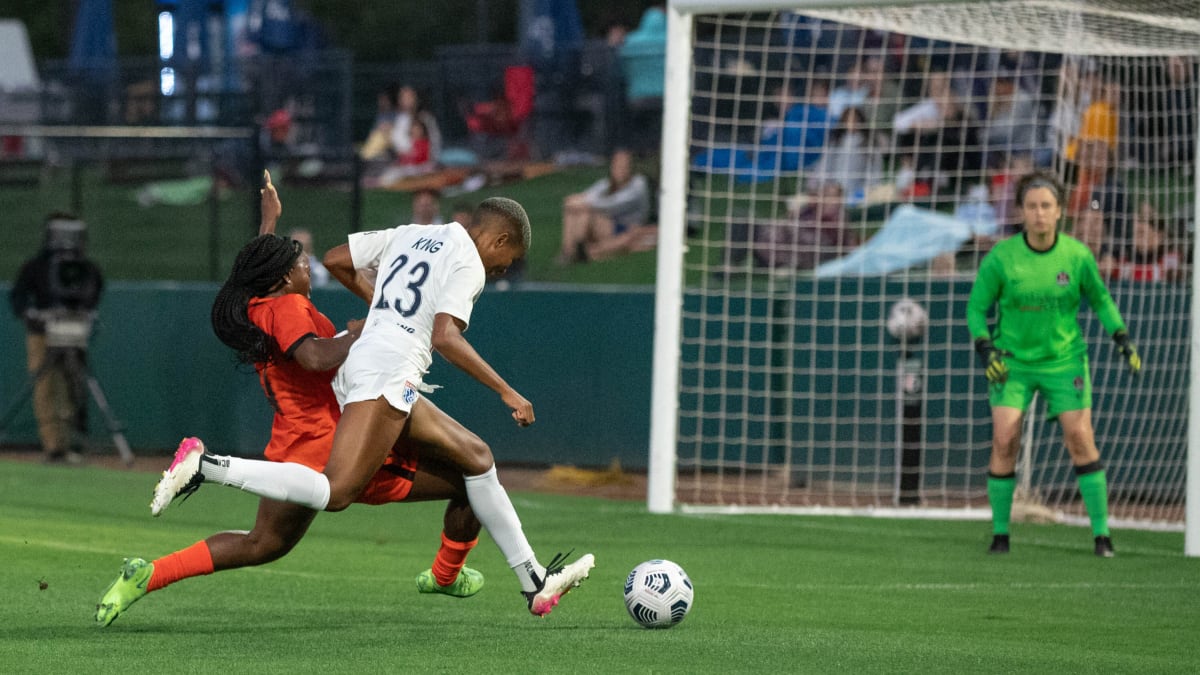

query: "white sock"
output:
201 454 331 510
464 465 543 592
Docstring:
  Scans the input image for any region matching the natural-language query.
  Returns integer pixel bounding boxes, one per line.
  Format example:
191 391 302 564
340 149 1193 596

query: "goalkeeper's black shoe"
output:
988 534 1010 554
1094 536 1115 558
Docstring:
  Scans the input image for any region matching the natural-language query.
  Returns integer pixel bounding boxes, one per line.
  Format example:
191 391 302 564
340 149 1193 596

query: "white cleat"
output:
150 437 207 516
527 552 595 617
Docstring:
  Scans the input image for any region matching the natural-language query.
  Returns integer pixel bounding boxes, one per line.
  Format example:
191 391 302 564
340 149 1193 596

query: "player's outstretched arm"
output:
431 312 534 426
323 244 375 303
258 170 282 235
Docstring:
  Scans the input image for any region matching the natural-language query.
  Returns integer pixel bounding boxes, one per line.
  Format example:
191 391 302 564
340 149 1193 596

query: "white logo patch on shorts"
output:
402 381 418 405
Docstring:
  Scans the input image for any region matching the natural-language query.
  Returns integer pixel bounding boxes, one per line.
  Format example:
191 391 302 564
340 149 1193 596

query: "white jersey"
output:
333 222 484 410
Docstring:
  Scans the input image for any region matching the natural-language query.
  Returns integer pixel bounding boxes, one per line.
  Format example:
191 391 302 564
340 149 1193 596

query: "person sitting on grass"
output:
556 148 651 265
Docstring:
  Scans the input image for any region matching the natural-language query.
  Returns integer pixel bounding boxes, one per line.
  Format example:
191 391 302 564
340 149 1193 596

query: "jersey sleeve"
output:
1079 247 1126 336
966 251 1002 341
262 294 325 356
347 229 395 272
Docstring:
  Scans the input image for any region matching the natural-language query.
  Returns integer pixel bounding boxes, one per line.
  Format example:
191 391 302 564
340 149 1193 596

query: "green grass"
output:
3 459 1199 674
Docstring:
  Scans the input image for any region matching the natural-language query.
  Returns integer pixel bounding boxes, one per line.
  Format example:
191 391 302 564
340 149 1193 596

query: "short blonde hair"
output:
476 197 532 248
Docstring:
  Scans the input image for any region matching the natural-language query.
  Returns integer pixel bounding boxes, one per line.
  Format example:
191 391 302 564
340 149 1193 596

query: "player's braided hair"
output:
476 196 532 248
211 234 302 365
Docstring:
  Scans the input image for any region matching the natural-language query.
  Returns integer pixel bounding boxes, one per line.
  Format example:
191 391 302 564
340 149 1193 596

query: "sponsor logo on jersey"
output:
403 381 418 405
1056 271 1070 286
1073 376 1084 391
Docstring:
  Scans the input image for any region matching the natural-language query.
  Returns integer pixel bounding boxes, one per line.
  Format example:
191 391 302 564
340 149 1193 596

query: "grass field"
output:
3 459 1199 674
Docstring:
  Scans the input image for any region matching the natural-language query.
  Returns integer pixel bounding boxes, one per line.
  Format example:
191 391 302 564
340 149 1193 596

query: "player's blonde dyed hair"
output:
476 197 532 249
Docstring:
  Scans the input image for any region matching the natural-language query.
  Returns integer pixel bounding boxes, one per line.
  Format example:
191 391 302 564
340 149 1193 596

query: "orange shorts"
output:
267 436 419 505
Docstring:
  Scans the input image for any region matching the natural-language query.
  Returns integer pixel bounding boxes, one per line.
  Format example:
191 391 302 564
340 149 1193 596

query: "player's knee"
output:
460 435 495 476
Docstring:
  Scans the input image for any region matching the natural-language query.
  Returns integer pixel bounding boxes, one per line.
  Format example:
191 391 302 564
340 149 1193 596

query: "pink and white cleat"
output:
150 437 208 516
525 552 595 617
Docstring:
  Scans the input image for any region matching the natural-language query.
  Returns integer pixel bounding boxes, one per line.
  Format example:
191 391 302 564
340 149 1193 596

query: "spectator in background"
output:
892 70 981 195
389 85 442 166
804 106 884 202
410 188 444 225
1110 200 1183 282
1070 201 1117 279
8 214 104 464
557 148 651 265
286 227 331 288
754 181 855 270
980 73 1040 169
1067 139 1130 257
360 82 402 161
1136 55 1197 170
690 78 831 183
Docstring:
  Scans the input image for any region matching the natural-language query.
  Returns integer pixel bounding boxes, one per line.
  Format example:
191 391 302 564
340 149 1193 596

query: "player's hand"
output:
1113 330 1141 374
503 391 535 427
974 338 1009 384
259 169 282 233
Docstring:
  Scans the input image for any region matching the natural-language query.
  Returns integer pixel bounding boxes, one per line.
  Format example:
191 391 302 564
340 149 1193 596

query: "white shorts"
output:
333 359 424 414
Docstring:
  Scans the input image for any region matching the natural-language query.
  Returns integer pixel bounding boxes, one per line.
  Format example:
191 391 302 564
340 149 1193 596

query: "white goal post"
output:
648 0 1200 556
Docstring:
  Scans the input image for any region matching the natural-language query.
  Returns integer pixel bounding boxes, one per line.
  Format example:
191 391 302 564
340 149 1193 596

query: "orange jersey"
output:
248 294 341 469
246 294 417 502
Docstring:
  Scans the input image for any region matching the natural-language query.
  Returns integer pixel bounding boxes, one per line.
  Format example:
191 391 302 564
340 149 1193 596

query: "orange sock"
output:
431 533 478 587
147 540 215 592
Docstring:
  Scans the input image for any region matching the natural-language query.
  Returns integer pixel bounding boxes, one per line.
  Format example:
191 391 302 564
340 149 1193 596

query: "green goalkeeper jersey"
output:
967 233 1126 365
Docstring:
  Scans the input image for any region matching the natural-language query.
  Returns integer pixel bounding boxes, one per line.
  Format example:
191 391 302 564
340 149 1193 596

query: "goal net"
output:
649 1 1200 538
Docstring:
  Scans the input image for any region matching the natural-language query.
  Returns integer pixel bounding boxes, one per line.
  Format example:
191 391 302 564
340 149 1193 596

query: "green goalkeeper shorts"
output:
988 354 1092 420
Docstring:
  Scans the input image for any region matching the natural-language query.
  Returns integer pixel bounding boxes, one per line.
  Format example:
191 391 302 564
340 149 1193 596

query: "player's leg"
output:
985 362 1036 554
1050 360 1112 556
97 499 317 626
986 405 1023 553
403 458 485 597
404 396 594 615
153 398 405 515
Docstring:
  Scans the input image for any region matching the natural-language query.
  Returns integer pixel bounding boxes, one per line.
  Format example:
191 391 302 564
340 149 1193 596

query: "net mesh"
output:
672 3 1198 526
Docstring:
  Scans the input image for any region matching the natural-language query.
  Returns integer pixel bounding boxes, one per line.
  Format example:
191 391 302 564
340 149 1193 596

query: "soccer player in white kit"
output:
152 197 594 617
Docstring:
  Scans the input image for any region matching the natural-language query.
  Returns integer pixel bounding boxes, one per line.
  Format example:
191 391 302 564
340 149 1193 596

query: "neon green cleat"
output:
415 566 485 598
95 558 153 626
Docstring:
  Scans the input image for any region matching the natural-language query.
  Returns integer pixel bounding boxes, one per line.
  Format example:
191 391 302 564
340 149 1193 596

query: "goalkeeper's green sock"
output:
1075 462 1110 537
987 472 1016 536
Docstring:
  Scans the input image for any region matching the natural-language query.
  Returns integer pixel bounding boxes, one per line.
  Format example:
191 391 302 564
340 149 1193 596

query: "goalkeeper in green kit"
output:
966 170 1141 558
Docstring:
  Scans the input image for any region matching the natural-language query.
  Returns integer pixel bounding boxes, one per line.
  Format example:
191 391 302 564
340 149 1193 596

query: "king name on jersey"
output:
413 237 442 253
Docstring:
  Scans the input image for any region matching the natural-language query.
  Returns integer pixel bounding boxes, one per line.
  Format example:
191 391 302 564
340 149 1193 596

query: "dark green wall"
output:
0 283 654 468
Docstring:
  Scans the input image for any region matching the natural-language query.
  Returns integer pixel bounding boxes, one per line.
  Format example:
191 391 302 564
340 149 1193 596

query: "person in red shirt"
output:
96 173 483 626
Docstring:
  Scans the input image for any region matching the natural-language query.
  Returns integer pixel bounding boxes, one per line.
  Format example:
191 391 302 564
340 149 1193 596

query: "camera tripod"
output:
0 334 134 467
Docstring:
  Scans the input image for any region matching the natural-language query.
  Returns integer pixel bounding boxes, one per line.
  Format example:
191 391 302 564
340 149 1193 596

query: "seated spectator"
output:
390 85 442 165
1069 201 1117 279
980 73 1040 169
691 78 830 183
892 70 980 194
360 82 401 161
804 106 884 202
1110 200 1183 282
286 227 331 287
557 148 651 265
754 181 856 270
1066 138 1131 256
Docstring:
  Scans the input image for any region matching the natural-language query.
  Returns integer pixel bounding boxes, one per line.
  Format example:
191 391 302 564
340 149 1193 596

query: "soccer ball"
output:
886 297 928 341
623 559 694 628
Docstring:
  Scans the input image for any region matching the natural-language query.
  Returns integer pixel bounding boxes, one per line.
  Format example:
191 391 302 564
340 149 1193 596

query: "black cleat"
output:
988 534 1010 554
1094 536 1115 558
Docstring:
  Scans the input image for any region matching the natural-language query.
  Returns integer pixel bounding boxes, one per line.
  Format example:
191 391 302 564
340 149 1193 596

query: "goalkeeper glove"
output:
974 338 1009 384
1113 330 1141 374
